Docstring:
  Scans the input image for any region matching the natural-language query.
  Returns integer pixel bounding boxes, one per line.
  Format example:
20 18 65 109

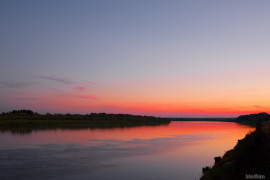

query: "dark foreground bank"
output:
0 110 170 134
201 113 270 180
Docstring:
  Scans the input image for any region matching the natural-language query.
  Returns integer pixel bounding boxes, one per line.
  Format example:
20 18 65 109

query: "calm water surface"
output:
0 121 254 180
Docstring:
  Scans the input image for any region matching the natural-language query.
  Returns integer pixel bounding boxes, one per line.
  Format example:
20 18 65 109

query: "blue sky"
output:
1 0 270 116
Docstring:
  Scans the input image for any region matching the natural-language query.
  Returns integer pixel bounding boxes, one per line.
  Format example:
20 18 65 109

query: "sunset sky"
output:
1 0 270 117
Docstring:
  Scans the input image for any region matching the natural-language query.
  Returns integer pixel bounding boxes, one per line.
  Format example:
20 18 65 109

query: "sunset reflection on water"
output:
0 121 254 180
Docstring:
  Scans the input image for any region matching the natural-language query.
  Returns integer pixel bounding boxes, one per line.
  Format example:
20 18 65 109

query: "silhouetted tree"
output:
214 156 222 164
202 166 210 174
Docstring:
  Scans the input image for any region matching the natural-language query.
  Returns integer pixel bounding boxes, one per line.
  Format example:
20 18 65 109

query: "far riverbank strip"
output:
0 110 170 134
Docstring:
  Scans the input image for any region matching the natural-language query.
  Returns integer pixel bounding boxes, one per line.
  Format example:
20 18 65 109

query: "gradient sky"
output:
1 0 270 117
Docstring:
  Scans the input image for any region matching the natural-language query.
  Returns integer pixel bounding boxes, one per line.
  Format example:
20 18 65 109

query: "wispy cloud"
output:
253 105 265 109
75 86 86 91
87 81 98 86
75 95 98 100
17 97 40 101
0 81 35 89
58 93 99 100
39 75 74 84
16 97 40 101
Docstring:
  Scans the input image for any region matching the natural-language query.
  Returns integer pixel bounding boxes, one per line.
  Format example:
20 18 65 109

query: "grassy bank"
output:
0 110 170 134
201 113 270 180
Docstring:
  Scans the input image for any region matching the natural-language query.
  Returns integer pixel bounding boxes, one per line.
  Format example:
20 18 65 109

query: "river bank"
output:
0 110 170 134
201 113 270 180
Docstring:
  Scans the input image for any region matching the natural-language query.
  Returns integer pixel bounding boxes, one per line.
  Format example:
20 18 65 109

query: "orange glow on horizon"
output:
4 81 270 117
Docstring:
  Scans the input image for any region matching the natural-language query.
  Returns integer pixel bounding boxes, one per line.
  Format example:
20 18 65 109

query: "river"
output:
0 121 254 180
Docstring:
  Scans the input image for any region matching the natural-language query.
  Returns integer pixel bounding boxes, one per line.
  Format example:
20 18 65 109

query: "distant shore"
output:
0 110 170 134
168 117 236 122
